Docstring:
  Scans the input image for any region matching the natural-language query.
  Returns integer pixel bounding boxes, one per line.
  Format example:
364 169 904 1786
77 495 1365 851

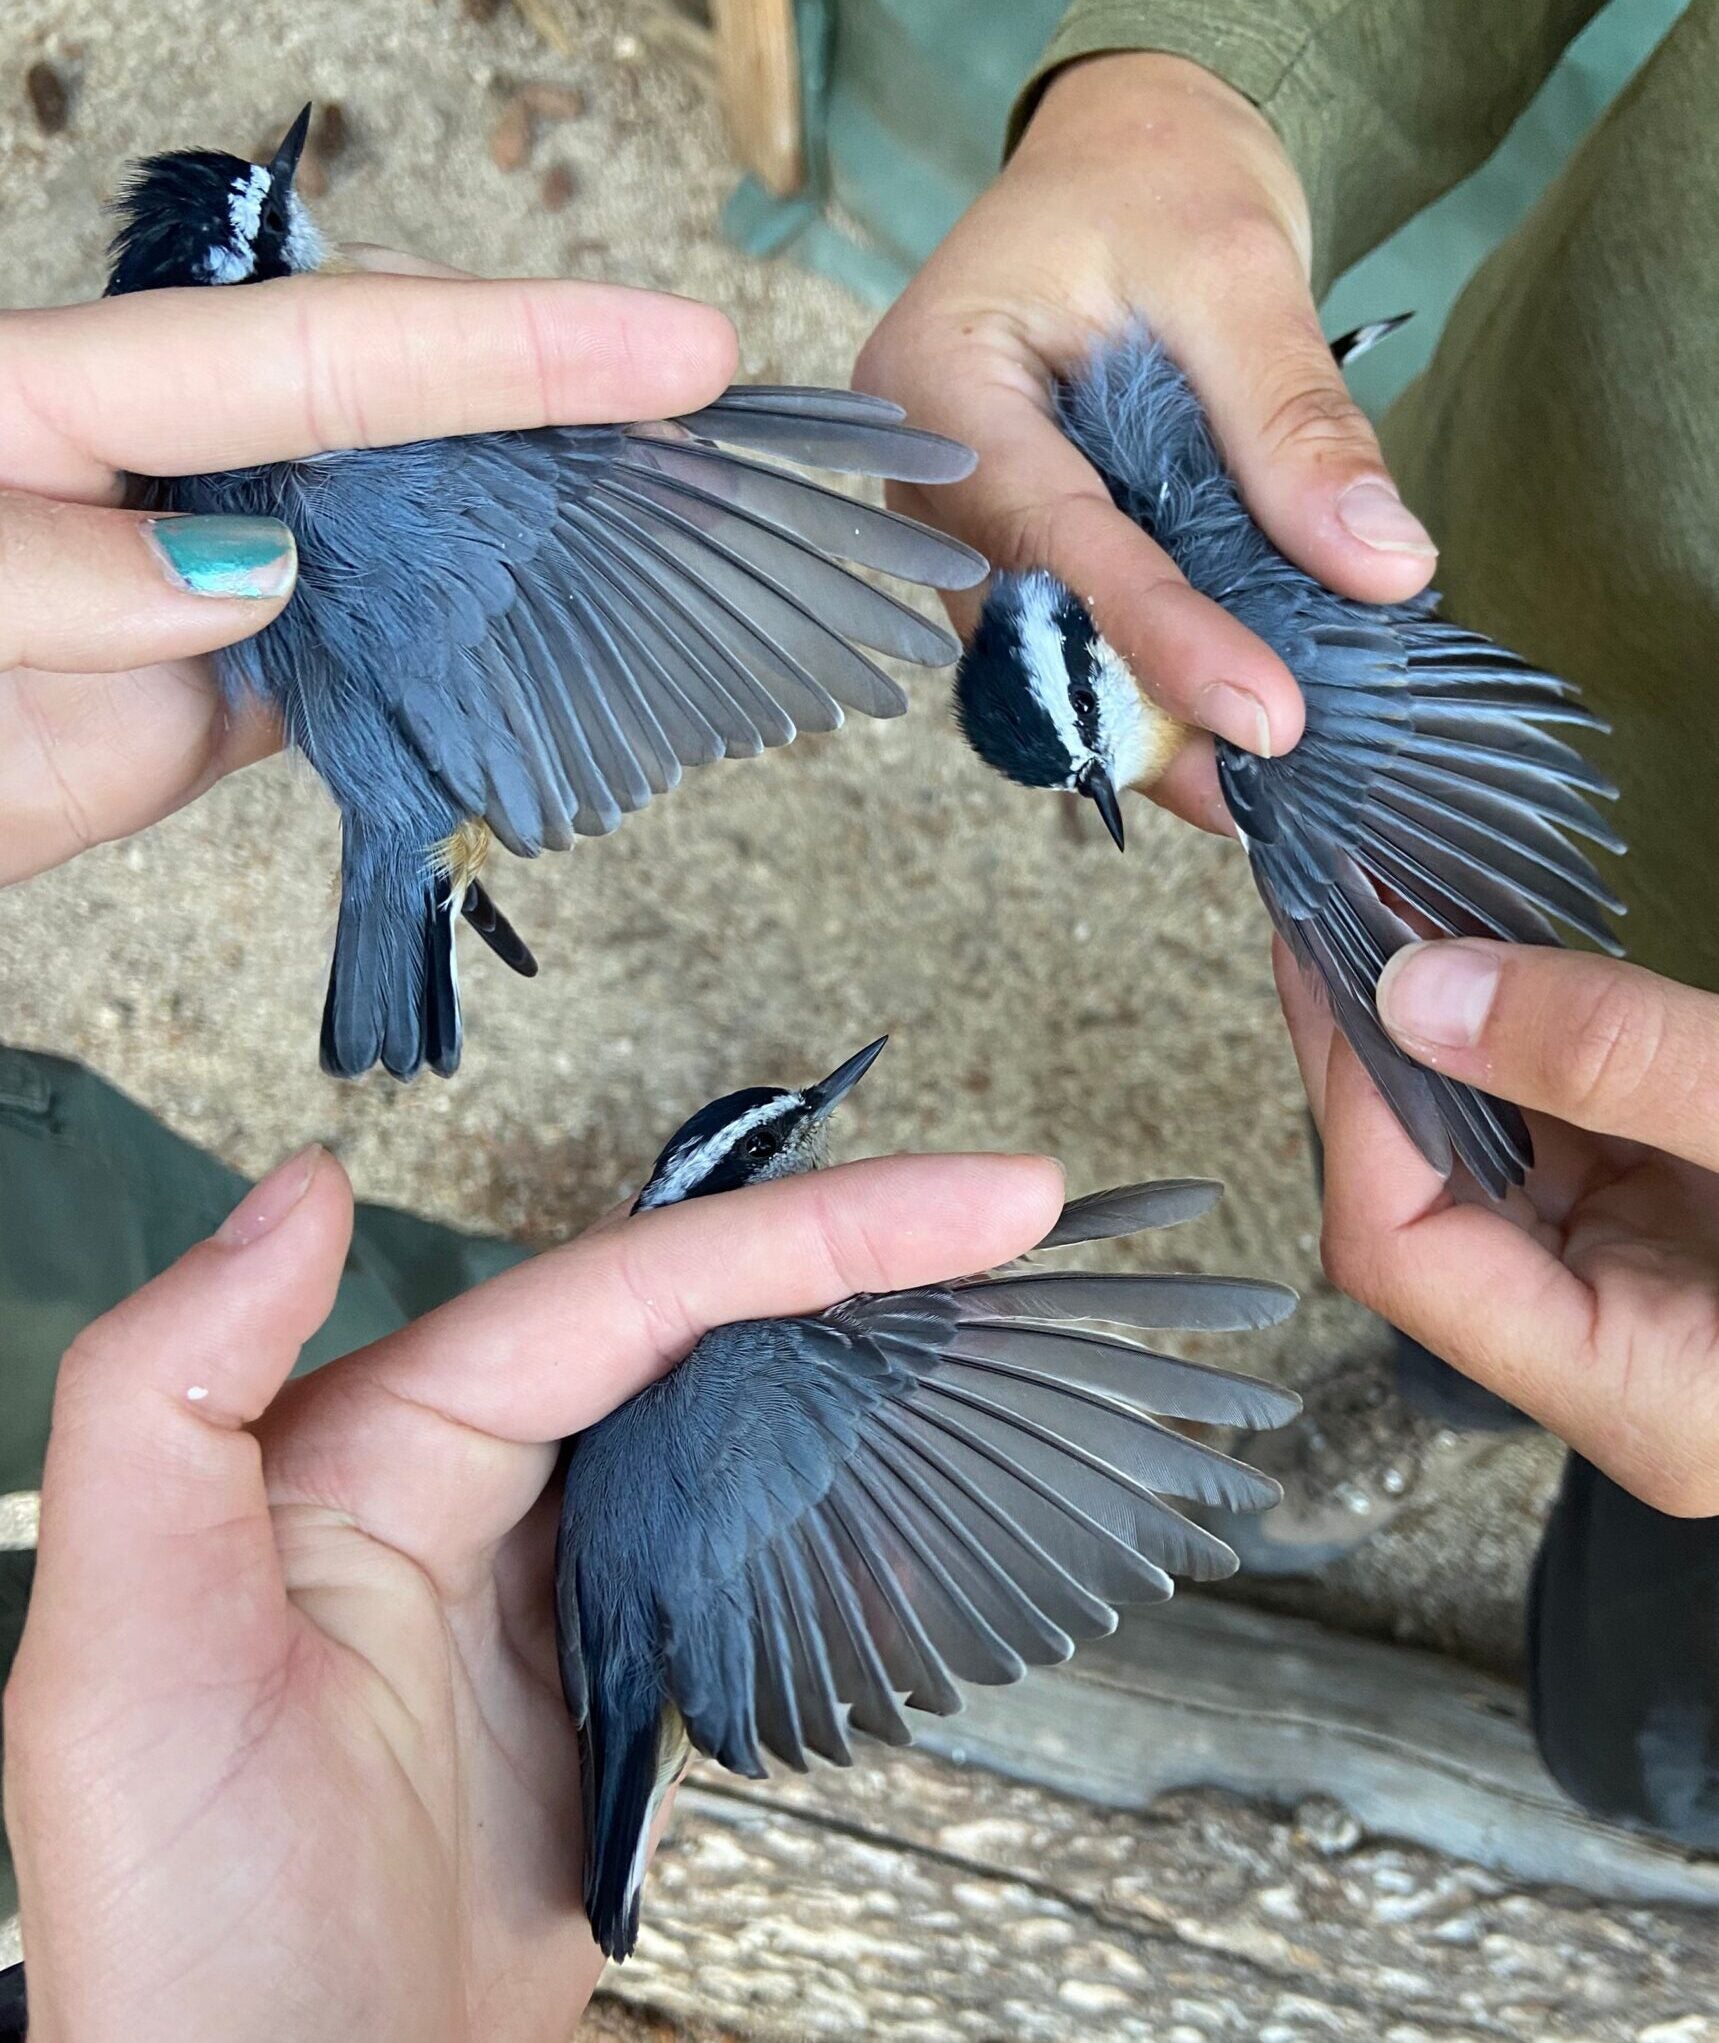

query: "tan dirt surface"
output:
0 0 1555 1790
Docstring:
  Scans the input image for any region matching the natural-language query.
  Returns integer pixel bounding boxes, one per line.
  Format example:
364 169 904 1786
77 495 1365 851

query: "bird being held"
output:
556 1037 1300 1960
105 108 986 1080
953 323 1626 1197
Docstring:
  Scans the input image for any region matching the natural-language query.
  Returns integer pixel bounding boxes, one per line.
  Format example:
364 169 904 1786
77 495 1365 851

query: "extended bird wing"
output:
1055 327 1626 1198
561 1182 1297 1780
380 389 985 855
1217 615 1625 1194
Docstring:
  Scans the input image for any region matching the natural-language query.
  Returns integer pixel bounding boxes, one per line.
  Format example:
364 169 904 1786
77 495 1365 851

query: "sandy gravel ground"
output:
0 0 1561 1709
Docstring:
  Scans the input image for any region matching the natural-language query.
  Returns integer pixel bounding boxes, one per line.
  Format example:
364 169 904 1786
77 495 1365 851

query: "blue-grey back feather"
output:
557 1177 1297 1959
1053 331 1625 1194
155 392 985 1080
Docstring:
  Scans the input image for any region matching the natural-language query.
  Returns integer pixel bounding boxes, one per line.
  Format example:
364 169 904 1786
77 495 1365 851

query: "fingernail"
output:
147 515 298 599
1195 680 1273 758
1377 943 1500 1050
1337 479 1437 558
217 1144 322 1247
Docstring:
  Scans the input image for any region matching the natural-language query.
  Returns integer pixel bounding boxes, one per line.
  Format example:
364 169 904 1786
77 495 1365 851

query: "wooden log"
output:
711 0 804 197
608 1750 1719 2040
917 1597 1719 1910
596 1598 1719 2038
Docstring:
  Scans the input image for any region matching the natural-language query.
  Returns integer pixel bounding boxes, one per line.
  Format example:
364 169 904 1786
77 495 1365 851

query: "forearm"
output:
1014 0 1609 292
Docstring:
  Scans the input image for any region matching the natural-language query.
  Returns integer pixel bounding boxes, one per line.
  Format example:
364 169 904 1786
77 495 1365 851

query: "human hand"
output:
1281 937 1719 1516
854 51 1437 831
2 1143 1062 2043
0 264 736 888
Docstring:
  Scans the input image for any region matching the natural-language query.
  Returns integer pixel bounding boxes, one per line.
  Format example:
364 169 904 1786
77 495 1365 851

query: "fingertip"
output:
830 1149 1067 1270
625 291 738 414
946 1148 1068 1254
998 1150 1070 1230
1282 477 1437 607
1374 940 1503 1063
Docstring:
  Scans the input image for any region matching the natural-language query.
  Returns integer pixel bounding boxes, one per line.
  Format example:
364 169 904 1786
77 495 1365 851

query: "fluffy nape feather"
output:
1055 328 1316 634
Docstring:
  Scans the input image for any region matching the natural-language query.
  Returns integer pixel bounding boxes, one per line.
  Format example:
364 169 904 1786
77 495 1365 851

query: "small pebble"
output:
25 59 69 135
1293 1795 1364 1857
462 0 506 20
521 82 585 121
490 95 533 172
539 162 575 212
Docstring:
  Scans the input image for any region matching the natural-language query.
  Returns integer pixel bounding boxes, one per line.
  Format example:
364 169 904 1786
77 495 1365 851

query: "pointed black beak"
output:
805 1036 889 1119
267 103 314 191
1076 763 1126 852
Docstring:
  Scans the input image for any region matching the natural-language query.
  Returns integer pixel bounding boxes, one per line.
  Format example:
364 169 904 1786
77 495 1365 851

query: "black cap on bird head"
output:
955 567 1181 853
634 1037 889 1212
106 103 324 296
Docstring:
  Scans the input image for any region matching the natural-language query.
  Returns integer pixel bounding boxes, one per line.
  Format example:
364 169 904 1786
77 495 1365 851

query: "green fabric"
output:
0 1046 530 1495
0 1045 531 1905
1013 2 1609 294
1012 0 1719 994
1319 0 1691 422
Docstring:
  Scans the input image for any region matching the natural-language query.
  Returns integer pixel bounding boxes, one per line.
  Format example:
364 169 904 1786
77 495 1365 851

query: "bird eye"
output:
263 201 287 236
742 1129 779 1161
1070 681 1099 719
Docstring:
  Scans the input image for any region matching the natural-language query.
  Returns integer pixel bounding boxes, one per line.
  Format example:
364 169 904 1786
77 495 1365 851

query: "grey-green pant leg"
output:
0 1045 531 1917
0 1046 529 1493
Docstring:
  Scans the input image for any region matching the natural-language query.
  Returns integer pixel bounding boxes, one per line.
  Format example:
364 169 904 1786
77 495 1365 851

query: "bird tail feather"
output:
320 831 460 1081
582 1696 689 1963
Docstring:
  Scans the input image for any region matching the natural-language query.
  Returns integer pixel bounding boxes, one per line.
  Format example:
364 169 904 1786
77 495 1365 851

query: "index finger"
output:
358 1151 1064 1439
262 1152 1065 1568
0 272 740 500
1314 1029 1601 1440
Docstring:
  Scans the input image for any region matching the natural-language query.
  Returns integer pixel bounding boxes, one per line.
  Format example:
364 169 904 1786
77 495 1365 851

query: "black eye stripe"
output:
1057 602 1102 744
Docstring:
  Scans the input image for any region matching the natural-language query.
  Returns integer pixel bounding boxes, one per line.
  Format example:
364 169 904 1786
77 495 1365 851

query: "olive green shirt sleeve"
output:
1010 1 1609 294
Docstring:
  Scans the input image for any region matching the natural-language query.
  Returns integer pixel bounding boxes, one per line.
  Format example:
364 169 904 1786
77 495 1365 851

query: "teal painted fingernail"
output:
146 515 297 598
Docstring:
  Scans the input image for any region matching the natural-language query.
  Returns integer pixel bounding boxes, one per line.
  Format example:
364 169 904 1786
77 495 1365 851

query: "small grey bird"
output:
953 322 1626 1196
104 108 985 1079
556 1038 1300 1959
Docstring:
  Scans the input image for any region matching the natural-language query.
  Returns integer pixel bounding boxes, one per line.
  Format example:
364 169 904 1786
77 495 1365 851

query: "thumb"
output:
1377 942 1719 1173
1189 304 1438 606
20 1146 354 1688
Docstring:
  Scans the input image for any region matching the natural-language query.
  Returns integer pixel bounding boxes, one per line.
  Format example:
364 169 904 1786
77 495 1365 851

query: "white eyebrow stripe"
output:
204 165 270 286
1014 571 1086 777
637 1095 799 1208
229 164 267 243
204 243 255 284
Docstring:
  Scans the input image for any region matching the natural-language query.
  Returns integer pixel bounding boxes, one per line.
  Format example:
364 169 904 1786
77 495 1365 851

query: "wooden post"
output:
711 0 804 198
